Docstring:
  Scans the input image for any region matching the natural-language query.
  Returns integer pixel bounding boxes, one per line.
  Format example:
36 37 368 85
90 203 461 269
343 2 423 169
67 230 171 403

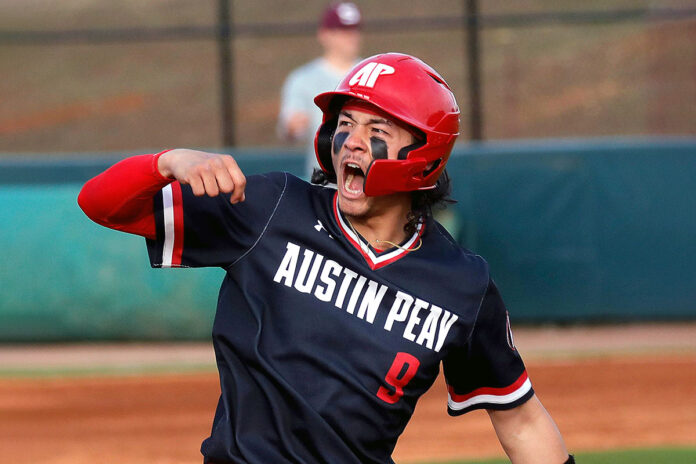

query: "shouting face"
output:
331 100 417 219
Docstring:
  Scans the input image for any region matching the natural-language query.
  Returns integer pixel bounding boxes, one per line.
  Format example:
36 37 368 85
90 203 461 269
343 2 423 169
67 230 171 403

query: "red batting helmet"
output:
314 52 460 196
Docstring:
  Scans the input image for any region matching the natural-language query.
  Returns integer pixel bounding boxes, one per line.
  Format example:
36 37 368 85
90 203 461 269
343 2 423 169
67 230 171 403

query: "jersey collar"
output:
332 192 424 270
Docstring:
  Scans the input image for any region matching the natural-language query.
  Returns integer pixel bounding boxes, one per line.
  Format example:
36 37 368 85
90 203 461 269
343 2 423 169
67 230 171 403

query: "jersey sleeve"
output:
442 279 534 416
78 152 173 239
146 171 287 269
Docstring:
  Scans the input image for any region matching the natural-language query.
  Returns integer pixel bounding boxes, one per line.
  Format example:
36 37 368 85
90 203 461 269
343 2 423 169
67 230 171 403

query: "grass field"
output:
441 447 696 464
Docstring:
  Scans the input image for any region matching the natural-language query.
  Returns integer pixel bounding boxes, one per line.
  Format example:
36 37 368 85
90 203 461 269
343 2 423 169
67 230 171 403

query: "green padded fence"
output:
0 139 694 341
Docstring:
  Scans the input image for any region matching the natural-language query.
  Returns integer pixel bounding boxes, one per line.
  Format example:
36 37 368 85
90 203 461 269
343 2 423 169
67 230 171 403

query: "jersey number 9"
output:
377 352 420 404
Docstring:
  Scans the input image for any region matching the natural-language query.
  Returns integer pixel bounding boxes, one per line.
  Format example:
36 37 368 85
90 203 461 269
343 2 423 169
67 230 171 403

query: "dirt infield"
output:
1 324 695 464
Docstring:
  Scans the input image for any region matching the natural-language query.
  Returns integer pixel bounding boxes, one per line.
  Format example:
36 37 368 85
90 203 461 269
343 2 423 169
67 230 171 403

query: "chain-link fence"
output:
1 0 694 154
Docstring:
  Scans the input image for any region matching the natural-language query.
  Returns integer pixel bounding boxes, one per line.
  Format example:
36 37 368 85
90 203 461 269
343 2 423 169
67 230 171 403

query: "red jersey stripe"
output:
332 192 423 270
448 370 529 403
170 182 184 267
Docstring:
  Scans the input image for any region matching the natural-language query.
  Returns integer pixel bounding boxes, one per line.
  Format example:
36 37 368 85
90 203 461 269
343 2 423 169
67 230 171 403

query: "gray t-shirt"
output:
279 57 358 177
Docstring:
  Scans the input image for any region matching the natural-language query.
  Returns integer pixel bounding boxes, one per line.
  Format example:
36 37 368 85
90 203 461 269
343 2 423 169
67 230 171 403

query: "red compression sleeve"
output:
77 151 174 240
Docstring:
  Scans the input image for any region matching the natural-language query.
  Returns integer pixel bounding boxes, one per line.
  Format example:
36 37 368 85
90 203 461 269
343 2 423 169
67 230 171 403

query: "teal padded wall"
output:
0 149 302 341
452 138 696 321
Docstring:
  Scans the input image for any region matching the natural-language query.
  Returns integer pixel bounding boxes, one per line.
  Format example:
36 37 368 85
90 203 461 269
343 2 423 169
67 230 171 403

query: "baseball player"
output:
79 53 574 463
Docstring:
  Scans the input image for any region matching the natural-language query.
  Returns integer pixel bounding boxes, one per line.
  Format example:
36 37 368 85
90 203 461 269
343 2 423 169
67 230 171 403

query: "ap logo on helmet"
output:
349 62 395 88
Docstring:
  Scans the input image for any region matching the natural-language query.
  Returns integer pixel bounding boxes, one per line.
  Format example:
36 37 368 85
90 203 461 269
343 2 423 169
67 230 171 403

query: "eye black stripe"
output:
332 132 349 155
370 137 388 160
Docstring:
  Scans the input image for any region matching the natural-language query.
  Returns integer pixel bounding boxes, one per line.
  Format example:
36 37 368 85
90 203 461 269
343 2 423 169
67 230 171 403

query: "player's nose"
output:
343 126 369 153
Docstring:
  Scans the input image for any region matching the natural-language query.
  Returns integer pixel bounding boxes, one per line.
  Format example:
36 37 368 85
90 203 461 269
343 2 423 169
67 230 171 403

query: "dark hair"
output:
406 169 456 235
311 168 455 236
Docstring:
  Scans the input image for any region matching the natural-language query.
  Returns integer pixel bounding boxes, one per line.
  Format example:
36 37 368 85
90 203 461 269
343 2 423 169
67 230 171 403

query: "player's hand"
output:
284 112 310 141
157 149 246 203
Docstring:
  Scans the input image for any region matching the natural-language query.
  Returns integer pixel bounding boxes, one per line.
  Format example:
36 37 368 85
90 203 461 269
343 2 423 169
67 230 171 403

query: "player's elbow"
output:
77 181 97 219
77 179 112 226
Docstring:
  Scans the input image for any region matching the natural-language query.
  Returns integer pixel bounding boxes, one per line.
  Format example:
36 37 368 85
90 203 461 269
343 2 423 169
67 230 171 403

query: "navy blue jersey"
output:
146 172 533 464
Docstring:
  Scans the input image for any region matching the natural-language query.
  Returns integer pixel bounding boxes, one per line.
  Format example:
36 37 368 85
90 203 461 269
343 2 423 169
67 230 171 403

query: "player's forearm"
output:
488 395 570 464
78 151 173 239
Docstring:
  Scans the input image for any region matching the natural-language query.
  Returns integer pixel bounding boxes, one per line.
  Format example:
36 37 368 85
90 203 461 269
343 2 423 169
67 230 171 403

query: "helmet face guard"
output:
313 53 460 196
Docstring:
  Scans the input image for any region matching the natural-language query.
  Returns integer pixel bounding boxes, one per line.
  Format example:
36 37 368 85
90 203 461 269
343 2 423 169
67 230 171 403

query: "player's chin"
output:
337 192 368 217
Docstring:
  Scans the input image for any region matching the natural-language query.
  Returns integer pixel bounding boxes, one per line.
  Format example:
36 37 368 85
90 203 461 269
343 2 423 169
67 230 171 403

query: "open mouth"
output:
343 162 365 195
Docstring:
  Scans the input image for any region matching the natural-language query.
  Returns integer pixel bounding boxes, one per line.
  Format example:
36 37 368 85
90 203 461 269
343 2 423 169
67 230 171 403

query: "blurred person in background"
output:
278 1 363 178
278 1 460 243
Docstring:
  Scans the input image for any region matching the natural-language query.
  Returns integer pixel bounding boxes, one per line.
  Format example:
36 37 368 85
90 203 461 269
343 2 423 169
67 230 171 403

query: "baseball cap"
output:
320 2 362 30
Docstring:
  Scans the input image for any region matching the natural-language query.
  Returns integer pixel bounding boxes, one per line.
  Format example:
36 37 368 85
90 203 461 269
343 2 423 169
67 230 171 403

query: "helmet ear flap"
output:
314 116 338 183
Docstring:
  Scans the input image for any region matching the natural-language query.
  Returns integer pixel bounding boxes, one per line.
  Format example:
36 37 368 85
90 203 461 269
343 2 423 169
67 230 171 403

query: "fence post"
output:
217 0 235 147
464 0 483 141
